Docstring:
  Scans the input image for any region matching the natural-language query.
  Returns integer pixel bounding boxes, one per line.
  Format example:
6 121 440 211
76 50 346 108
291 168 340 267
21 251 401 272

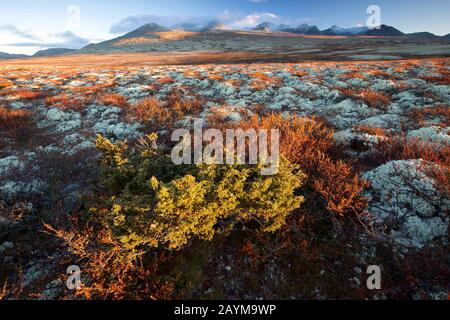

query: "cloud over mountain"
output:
1 26 91 49
109 11 290 34
6 31 91 49
110 15 212 34
0 24 41 41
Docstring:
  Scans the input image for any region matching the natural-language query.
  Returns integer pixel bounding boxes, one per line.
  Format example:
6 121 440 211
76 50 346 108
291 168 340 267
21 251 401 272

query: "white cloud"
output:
0 25 92 54
218 10 282 29
231 13 280 29
0 24 41 41
110 15 212 34
109 10 287 34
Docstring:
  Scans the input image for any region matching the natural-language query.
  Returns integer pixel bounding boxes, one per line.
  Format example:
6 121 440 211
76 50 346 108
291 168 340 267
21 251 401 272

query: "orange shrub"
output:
156 76 175 85
45 93 84 112
353 125 387 137
127 97 172 127
172 98 203 117
340 88 391 109
369 136 450 167
0 107 32 132
98 93 129 108
313 154 368 216
250 72 283 87
45 221 175 300
127 92 205 131
409 105 450 127
70 82 116 94
341 72 366 80
209 74 224 81
250 80 268 91
0 106 34 144
292 70 309 78
366 69 392 79
0 79 13 89
421 75 450 86
228 114 368 217
13 90 43 100
251 71 271 82
368 135 450 199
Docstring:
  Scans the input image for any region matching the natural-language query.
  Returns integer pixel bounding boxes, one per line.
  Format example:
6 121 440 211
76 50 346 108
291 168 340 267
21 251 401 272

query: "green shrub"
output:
93 134 306 250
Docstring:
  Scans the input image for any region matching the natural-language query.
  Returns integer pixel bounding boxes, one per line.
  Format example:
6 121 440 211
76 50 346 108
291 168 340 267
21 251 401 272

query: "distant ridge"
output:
365 24 404 36
0 52 28 60
122 23 171 37
33 48 76 57
201 20 231 32
2 21 448 58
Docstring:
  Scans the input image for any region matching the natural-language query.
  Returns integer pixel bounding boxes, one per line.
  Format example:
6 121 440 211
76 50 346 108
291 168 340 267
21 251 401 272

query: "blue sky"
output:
1 0 449 54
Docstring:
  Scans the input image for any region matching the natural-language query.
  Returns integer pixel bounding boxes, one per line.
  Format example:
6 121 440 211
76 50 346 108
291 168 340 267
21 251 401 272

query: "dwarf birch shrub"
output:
93 134 306 250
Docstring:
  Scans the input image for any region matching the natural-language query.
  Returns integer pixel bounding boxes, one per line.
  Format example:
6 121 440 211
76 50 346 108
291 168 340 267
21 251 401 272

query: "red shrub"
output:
0 106 34 145
45 93 85 112
229 114 368 217
98 93 129 108
340 88 391 109
13 90 43 100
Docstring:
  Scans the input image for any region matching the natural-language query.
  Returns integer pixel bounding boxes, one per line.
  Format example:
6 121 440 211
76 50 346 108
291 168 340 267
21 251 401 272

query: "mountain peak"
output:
202 20 231 32
127 23 171 36
365 24 404 36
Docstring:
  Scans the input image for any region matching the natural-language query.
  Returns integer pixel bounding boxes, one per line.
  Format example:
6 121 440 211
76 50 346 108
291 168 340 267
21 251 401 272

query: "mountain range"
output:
0 48 76 60
1 22 449 59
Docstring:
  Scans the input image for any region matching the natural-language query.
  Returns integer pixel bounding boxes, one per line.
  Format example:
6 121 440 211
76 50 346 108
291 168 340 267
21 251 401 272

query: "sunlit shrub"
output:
409 105 450 128
353 124 387 137
0 106 34 144
127 97 173 128
97 93 129 108
13 89 43 100
0 79 13 89
230 114 368 216
127 94 204 130
45 93 85 112
340 88 391 109
45 221 175 300
92 134 306 250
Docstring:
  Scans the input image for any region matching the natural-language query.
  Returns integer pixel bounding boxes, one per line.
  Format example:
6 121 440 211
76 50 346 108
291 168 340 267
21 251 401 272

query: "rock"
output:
0 241 14 254
0 156 22 175
407 126 450 144
44 108 81 132
334 128 386 151
363 160 449 249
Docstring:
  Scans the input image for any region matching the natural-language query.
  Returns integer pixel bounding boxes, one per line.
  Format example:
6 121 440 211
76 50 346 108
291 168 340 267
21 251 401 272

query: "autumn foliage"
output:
226 114 368 216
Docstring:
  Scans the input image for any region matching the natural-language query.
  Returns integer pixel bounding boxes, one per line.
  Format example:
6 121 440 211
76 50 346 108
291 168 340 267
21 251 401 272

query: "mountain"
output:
322 25 369 36
172 22 204 32
0 52 28 60
364 24 404 36
445 34 450 39
304 25 321 35
253 22 292 32
321 24 404 37
33 48 76 57
286 24 321 35
82 23 171 52
254 21 278 31
201 21 231 32
79 22 448 55
121 23 170 37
